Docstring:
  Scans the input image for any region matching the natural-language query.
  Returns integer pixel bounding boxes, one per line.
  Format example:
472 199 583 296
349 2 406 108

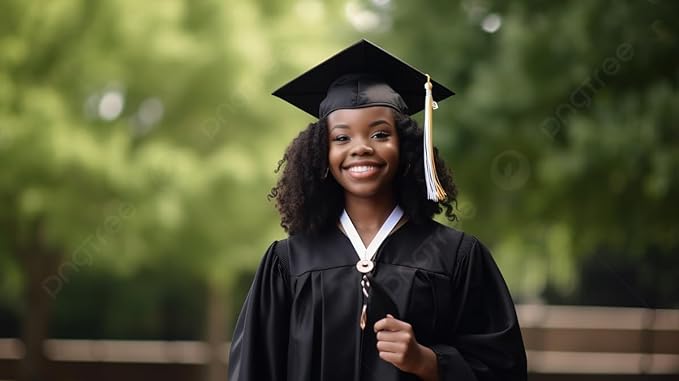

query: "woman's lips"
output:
344 164 383 179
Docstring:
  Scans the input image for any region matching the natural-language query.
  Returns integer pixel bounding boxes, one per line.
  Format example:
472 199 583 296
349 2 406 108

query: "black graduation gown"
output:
228 220 527 381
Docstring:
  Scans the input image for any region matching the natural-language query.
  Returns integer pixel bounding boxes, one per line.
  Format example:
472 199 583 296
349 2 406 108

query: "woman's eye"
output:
333 135 349 142
372 131 390 139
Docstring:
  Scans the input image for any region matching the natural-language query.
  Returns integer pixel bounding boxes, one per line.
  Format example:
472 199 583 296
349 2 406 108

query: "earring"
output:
321 167 329 180
402 163 411 177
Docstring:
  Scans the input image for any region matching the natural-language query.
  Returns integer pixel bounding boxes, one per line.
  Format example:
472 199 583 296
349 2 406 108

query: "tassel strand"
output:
423 75 447 201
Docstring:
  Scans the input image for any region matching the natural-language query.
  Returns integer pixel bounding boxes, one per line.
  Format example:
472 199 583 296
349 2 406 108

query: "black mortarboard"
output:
272 39 454 119
273 39 454 202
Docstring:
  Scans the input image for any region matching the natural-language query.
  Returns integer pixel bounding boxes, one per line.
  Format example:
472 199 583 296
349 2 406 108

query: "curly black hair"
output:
268 111 458 234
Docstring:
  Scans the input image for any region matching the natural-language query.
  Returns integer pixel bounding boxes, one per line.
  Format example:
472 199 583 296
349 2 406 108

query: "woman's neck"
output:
344 193 397 246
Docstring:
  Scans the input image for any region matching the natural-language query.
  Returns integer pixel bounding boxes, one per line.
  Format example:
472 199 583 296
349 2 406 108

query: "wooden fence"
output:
518 305 679 380
1 305 677 380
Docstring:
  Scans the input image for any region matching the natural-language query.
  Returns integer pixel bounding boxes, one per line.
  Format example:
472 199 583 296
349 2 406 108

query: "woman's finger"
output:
374 314 411 332
376 330 409 342
378 351 406 366
376 340 405 353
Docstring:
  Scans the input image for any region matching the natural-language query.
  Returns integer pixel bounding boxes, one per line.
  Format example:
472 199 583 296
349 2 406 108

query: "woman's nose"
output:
350 141 375 156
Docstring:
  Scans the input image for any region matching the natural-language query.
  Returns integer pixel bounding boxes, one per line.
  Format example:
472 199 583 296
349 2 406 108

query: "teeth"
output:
348 166 376 173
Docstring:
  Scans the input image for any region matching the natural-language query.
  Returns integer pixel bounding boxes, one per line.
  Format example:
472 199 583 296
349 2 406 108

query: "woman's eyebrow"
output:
330 124 349 131
369 119 392 128
330 119 392 131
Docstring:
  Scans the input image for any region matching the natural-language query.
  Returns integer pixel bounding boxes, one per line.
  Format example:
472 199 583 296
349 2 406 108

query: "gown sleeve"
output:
430 234 527 381
227 240 292 381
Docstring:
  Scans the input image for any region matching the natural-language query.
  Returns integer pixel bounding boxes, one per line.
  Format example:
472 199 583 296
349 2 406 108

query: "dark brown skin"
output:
326 106 439 381
327 106 400 244
375 315 439 381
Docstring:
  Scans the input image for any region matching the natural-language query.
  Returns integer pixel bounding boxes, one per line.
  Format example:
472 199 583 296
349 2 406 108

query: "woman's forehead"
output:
326 106 396 127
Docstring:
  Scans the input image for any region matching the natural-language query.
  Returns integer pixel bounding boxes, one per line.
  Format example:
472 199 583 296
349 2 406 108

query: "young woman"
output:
228 40 527 381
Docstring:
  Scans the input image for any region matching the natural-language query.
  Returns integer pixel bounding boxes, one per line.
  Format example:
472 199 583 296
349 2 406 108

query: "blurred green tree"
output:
375 0 679 304
0 0 311 379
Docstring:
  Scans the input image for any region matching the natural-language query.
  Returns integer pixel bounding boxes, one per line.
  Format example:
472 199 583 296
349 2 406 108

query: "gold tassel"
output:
423 75 447 201
359 303 367 330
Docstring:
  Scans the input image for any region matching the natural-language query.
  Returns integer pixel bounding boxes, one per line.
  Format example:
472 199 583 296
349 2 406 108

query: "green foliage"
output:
0 0 303 337
378 0 679 303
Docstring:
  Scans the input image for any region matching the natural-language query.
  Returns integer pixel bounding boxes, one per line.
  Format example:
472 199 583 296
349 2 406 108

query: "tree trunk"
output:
18 218 62 381
205 281 231 381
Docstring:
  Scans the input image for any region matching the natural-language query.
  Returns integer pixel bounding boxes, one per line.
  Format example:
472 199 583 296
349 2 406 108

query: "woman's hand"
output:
374 314 439 381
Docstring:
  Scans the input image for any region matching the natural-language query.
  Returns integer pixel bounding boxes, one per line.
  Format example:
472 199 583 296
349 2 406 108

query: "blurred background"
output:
1 0 678 380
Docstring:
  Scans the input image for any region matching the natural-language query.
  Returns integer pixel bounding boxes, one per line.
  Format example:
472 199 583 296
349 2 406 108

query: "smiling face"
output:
327 106 400 202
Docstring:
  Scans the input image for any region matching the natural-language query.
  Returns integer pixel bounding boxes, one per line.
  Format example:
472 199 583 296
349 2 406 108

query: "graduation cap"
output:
272 39 454 201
